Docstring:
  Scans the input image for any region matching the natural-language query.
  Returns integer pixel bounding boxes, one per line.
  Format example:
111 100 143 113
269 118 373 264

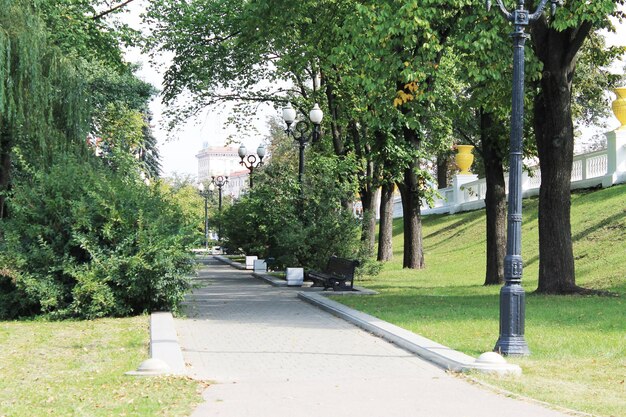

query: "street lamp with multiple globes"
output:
197 183 212 251
486 0 561 356
210 175 228 241
281 102 323 187
238 143 266 188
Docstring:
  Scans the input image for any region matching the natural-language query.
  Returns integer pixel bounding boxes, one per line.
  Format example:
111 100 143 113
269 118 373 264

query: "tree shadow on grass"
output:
366 284 489 293
523 210 625 273
423 210 485 239
360 292 624 333
571 211 626 242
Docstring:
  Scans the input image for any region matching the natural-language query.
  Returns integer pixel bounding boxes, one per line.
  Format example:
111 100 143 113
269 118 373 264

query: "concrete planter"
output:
245 256 258 270
286 268 304 286
253 259 267 272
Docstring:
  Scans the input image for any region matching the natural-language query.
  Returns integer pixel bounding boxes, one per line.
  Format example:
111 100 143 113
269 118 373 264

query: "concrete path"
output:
175 258 570 417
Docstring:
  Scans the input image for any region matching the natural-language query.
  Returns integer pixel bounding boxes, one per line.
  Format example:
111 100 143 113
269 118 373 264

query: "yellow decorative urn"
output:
455 144 475 175
612 87 626 130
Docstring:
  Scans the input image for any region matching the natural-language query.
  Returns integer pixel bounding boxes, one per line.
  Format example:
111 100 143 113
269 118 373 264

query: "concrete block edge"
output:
126 311 186 377
150 312 186 375
213 255 246 269
297 292 521 376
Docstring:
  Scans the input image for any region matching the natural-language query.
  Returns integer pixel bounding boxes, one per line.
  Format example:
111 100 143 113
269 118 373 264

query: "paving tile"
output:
176 258 570 417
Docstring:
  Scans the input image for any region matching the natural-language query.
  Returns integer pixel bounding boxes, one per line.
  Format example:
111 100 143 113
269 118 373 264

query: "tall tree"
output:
530 0 624 294
146 0 389 254
447 8 535 286
348 0 477 268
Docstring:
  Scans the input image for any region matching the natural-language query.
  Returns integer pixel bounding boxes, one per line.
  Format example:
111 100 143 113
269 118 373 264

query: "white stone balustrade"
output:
389 129 626 218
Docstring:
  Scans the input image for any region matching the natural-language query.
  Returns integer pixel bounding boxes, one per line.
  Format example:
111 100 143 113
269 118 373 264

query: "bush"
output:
221 154 363 271
0 153 196 319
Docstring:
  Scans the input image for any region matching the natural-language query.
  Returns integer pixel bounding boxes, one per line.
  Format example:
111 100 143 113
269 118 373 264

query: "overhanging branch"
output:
93 0 136 20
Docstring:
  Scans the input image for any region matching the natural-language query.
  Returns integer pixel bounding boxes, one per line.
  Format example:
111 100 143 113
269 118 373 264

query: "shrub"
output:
221 154 363 271
0 153 196 319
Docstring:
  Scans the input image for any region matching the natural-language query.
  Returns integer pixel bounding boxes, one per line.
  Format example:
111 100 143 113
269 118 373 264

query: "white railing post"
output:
451 174 478 214
602 129 626 187
581 155 588 180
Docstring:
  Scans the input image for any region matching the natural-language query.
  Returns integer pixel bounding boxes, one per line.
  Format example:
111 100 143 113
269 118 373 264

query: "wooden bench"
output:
308 256 359 291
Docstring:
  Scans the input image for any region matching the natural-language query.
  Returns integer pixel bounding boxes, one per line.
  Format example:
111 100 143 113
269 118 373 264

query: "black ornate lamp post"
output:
281 102 324 188
210 175 228 241
487 0 560 356
197 183 212 251
238 143 266 188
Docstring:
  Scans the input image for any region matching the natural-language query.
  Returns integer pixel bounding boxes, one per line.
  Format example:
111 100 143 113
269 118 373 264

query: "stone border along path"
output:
170 257 571 417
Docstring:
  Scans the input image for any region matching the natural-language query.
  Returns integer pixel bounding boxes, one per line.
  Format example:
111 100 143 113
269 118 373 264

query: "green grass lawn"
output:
334 184 626 417
225 255 246 263
0 316 203 416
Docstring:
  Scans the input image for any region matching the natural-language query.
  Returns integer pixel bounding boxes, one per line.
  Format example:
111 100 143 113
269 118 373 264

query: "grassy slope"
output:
0 316 202 416
336 184 626 417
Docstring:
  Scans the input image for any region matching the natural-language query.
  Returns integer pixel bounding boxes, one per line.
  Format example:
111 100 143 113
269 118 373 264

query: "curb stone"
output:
213 255 246 269
149 312 186 374
298 291 521 376
127 312 185 376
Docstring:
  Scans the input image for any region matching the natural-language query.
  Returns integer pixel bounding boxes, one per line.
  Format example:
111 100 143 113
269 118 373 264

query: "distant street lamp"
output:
197 183 212 251
487 0 560 356
210 175 228 241
281 102 323 188
238 143 266 188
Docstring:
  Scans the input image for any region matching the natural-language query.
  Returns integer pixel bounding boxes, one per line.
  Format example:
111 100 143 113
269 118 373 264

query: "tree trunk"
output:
360 186 379 256
323 73 345 155
436 153 448 189
377 182 394 262
349 121 379 255
397 160 425 269
480 111 506 285
534 77 577 293
531 20 592 294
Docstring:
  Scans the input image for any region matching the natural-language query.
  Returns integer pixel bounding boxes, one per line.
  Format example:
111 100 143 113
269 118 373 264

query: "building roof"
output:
196 146 239 157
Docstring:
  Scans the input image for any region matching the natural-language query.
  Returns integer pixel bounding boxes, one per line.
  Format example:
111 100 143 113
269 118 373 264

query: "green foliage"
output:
160 176 208 247
37 0 141 71
0 153 196 319
0 0 90 160
86 63 161 178
0 0 183 320
99 103 146 151
0 0 159 214
87 63 158 114
221 154 362 271
573 34 626 128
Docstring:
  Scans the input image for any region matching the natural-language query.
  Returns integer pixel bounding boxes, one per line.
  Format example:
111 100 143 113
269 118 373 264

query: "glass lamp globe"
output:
282 102 297 124
309 103 323 125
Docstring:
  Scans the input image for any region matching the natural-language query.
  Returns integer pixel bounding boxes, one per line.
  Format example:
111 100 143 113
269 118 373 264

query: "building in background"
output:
226 170 249 199
196 143 250 198
196 143 240 182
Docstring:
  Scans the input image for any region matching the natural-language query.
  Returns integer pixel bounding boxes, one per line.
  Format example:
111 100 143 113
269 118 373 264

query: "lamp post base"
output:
494 283 530 356
494 335 530 356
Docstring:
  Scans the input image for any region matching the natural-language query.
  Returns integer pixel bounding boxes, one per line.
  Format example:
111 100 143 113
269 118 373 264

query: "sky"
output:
123 1 626 179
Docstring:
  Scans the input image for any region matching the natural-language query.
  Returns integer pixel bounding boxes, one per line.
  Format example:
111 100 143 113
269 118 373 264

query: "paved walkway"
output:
175 258 570 417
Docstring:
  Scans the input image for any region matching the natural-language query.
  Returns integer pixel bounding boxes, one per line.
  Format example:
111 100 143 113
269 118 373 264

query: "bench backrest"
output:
325 256 358 279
